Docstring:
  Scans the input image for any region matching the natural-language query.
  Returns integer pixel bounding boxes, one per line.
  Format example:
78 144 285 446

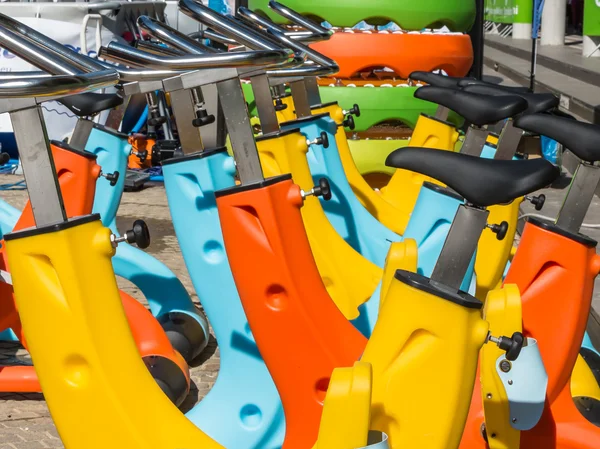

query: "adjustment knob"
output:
487 221 509 241
301 178 332 201
307 131 329 149
148 116 167 127
192 109 216 128
112 220 151 249
100 170 120 187
344 103 361 117
488 332 525 361
525 194 545 211
274 98 288 111
341 115 355 130
132 149 148 162
0 153 9 166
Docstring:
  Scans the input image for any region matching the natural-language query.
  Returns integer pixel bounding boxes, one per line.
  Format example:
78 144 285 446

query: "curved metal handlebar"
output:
268 0 332 36
178 0 284 51
267 64 337 77
237 7 337 71
0 13 105 74
0 26 83 76
137 16 218 55
189 30 238 46
100 42 294 71
137 40 187 56
0 71 118 98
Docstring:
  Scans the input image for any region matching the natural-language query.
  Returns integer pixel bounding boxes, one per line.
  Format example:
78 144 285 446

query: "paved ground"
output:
0 176 220 448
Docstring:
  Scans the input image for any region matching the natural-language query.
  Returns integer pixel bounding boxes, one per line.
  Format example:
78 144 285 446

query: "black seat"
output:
459 78 532 94
409 71 473 89
415 86 528 127
386 147 559 207
515 113 600 163
460 84 558 116
59 93 123 117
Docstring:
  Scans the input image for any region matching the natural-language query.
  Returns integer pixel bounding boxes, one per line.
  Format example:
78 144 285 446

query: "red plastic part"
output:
0 143 189 393
310 32 474 79
215 176 367 449
460 220 600 448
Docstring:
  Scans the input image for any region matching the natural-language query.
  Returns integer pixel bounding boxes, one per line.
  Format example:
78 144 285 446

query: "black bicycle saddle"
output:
459 78 532 94
59 92 124 117
460 84 559 116
386 147 560 207
515 113 600 163
415 86 528 127
409 71 473 89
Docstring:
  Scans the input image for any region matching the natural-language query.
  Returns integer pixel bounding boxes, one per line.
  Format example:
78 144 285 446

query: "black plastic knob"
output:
316 131 329 149
348 103 361 117
497 332 525 361
134 149 149 162
526 194 546 211
342 115 355 130
313 178 332 201
103 171 120 187
488 221 509 241
274 98 288 111
148 116 167 127
124 220 151 249
0 153 10 166
192 109 216 128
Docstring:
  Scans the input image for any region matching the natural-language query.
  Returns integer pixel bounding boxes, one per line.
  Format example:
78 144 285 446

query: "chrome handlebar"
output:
137 16 218 55
237 7 337 72
179 0 284 51
267 0 332 37
99 41 294 71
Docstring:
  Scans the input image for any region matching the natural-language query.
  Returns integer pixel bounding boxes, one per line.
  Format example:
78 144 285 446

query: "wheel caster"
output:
574 396 600 426
158 310 209 363
143 354 190 407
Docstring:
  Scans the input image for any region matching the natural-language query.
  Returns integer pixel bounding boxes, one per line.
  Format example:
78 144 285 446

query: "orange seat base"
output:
311 31 474 79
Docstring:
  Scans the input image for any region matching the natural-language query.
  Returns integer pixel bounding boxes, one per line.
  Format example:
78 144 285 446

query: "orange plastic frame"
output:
310 32 474 79
460 219 600 448
0 142 188 393
215 175 366 449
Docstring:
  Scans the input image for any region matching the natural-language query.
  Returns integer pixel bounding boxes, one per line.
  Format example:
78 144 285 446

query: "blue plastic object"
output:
88 124 209 360
496 338 547 431
279 116 399 267
161 148 285 449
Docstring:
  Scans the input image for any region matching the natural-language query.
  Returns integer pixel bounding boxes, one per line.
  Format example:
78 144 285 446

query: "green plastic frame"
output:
249 0 476 32
318 86 463 131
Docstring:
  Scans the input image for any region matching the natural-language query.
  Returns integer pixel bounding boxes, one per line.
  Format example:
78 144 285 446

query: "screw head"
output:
499 360 512 373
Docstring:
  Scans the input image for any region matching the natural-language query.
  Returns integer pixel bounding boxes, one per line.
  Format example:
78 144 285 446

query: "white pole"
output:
540 0 567 45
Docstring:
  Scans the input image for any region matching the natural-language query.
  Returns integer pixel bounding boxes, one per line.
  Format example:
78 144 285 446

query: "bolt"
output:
486 393 492 399
499 360 512 373
508 380 513 385
512 418 517 423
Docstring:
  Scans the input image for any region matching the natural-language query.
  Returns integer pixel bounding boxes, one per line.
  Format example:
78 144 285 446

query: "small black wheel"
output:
158 310 209 363
573 396 600 426
144 355 190 407
0 153 10 166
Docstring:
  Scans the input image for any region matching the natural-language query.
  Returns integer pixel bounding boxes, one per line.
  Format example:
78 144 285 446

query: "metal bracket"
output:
431 204 489 290
496 338 547 431
460 126 490 157
494 119 523 160
556 162 600 233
